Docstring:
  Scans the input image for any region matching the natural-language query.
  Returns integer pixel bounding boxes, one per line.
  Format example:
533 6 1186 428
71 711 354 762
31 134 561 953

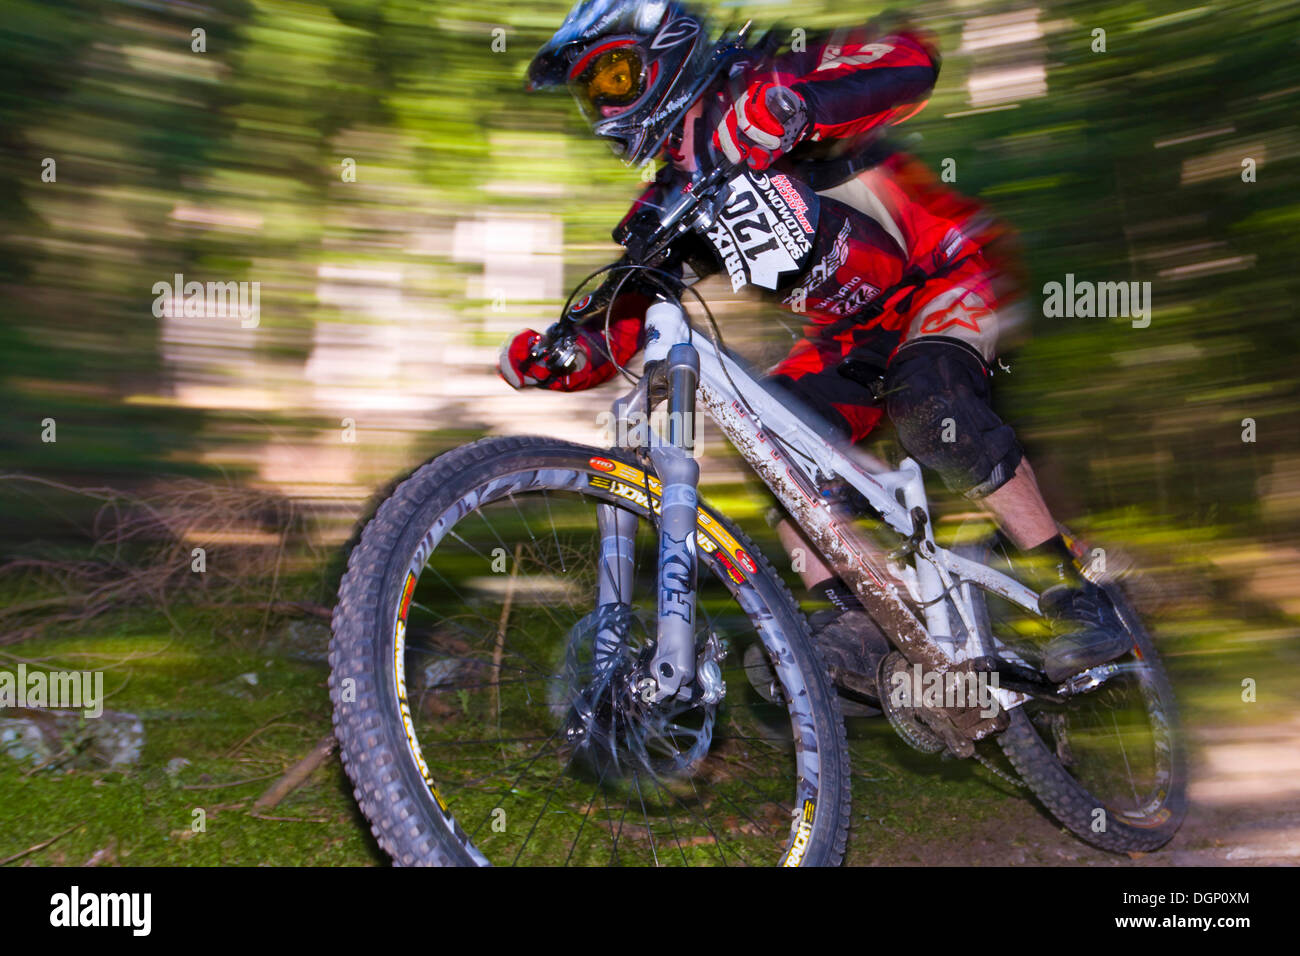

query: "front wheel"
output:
329 436 850 866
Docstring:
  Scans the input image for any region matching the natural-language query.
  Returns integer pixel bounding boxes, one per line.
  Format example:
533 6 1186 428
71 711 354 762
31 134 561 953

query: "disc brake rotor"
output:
554 605 718 779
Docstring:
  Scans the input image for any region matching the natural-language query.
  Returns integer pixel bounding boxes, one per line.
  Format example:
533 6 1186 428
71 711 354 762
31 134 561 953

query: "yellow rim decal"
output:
782 799 816 867
588 457 755 579
393 570 449 813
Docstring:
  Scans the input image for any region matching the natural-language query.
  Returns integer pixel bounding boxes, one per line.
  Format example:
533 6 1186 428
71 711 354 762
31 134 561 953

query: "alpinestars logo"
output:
815 43 894 72
919 297 991 334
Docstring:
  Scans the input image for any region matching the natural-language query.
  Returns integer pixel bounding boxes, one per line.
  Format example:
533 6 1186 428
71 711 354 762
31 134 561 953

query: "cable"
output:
566 258 824 474
695 299 823 473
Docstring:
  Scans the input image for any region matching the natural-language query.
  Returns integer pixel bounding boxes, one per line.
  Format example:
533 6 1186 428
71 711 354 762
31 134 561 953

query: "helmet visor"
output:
569 46 646 122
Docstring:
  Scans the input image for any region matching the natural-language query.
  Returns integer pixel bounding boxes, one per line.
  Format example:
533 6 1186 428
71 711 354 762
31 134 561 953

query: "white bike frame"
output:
631 300 1037 714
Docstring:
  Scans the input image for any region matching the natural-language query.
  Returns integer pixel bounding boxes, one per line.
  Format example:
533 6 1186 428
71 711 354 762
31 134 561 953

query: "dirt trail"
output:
850 715 1300 866
1156 715 1300 866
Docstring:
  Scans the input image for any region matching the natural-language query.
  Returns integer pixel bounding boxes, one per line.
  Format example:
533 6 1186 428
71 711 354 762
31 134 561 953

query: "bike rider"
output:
499 0 1131 690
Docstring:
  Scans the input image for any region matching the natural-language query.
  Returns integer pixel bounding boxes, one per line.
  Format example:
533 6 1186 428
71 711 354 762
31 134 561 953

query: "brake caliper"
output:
695 632 727 705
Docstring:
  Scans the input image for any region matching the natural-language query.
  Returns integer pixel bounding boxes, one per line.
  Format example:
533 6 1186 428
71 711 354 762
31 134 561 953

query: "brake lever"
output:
530 316 581 374
539 159 744 371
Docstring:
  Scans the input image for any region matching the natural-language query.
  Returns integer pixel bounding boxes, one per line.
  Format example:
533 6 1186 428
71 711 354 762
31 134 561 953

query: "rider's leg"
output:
776 517 834 592
763 354 896 687
974 456 1056 549
885 336 1132 679
766 340 891 604
775 516 889 693
766 342 888 603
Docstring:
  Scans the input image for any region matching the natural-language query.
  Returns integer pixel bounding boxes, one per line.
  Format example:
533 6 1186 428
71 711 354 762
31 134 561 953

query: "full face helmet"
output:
527 0 728 166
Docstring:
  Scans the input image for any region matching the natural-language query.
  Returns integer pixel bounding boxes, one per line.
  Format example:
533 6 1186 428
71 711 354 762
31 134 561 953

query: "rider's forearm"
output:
785 33 939 140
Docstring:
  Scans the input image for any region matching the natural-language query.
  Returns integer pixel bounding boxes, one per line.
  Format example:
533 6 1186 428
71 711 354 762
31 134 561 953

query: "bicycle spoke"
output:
348 478 827 866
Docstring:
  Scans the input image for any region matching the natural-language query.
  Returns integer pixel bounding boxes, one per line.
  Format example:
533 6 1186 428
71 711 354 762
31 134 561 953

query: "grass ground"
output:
0 530 1296 867
0 608 385 866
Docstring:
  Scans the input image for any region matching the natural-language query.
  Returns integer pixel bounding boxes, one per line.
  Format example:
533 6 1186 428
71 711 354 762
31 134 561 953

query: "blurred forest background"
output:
0 0 1298 865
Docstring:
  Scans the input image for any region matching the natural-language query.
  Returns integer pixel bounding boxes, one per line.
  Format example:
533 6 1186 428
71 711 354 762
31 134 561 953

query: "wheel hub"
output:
555 605 721 779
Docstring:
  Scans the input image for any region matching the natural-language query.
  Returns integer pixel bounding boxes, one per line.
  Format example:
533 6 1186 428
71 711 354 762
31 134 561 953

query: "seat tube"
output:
898 458 954 647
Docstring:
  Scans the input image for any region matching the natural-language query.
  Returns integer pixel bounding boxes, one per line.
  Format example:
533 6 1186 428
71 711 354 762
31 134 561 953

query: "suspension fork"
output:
644 342 700 701
592 330 701 701
594 502 637 669
593 301 706 702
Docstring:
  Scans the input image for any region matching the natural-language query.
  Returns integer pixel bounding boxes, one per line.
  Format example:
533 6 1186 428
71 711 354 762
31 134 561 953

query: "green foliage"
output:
1 0 1297 542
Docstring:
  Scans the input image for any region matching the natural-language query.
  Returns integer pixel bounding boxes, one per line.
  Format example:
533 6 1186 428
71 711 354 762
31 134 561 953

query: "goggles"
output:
569 46 646 120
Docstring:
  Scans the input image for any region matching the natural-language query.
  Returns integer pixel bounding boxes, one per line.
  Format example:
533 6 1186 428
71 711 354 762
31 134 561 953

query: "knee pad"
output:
884 340 1022 498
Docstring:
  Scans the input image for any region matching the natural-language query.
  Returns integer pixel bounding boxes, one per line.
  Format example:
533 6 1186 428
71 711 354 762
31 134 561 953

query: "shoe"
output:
810 608 891 702
1038 582 1133 683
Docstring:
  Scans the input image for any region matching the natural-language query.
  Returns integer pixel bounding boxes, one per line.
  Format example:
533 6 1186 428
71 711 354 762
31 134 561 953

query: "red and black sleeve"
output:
767 29 940 142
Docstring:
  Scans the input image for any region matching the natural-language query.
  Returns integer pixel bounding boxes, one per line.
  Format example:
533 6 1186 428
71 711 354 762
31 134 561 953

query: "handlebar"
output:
529 157 751 373
525 77 814 379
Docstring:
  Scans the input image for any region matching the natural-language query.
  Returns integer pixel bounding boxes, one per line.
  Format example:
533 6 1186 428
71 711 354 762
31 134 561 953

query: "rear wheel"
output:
956 540 1187 852
329 436 850 866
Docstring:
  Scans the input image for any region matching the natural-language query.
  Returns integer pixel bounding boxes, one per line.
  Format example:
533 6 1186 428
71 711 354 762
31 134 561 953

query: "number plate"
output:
702 169 820 291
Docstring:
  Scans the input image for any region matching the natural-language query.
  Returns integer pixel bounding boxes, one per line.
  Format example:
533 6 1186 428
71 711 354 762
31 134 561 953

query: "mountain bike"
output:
328 158 1186 866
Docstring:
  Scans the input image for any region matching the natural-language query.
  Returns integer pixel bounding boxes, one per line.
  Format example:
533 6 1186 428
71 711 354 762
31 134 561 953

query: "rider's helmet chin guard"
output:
527 0 732 167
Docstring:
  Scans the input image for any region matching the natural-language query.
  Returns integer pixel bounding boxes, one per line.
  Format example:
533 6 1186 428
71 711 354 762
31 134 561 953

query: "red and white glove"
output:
713 80 810 171
499 328 597 392
499 295 648 392
499 329 547 388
